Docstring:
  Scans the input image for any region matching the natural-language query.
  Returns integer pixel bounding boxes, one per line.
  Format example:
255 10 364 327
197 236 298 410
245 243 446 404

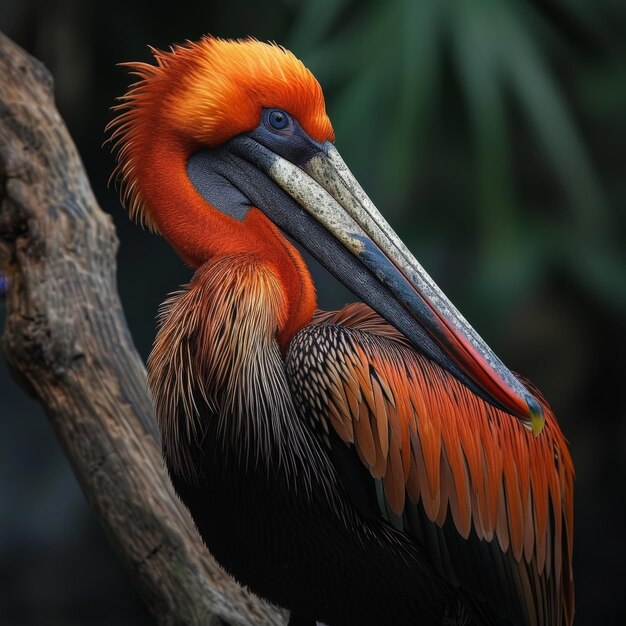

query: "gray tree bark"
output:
0 30 286 626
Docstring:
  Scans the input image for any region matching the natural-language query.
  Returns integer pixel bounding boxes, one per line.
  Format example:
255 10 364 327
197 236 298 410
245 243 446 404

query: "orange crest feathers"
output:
107 36 335 231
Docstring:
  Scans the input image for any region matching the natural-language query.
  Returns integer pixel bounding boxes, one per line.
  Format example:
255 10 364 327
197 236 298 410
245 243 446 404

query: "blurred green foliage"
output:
287 0 626 326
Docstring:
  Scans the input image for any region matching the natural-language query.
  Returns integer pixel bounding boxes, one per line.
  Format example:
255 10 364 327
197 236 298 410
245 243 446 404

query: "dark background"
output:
1 0 625 624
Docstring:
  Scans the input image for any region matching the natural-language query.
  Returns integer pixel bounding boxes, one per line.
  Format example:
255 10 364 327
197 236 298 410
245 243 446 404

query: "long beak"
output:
228 137 544 434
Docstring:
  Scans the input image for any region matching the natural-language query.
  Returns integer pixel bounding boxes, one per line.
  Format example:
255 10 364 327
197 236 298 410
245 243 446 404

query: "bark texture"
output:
0 31 285 626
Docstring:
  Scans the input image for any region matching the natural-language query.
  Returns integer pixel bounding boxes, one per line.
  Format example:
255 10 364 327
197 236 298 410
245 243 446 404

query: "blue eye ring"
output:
267 109 290 131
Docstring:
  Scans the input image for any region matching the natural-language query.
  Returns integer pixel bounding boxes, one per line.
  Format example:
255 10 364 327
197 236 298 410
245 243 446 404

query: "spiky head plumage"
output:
107 36 334 231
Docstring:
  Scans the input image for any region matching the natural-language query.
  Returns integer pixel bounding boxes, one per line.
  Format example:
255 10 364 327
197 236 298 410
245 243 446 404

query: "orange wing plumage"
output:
287 303 574 626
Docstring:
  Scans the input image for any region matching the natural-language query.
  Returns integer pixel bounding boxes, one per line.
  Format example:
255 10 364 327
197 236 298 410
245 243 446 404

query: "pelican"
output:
109 36 573 626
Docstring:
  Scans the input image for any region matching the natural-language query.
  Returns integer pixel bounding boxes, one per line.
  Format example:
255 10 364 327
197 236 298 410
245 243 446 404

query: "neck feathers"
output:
148 255 321 484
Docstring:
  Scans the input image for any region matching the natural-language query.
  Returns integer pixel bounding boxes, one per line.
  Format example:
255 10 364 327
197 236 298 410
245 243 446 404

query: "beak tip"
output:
526 394 546 436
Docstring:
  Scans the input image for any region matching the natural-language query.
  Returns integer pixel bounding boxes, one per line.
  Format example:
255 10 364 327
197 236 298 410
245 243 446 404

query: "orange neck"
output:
244 211 317 350
139 137 317 348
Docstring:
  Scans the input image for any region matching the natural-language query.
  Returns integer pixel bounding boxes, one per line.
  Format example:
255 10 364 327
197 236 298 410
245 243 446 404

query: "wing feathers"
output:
288 304 574 626
371 375 390 461
355 397 377 469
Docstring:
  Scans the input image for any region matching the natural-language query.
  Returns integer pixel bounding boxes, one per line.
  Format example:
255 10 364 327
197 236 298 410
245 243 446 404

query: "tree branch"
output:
0 31 285 626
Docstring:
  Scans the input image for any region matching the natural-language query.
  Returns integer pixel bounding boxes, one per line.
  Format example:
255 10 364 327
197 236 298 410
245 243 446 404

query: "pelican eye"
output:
267 109 290 131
